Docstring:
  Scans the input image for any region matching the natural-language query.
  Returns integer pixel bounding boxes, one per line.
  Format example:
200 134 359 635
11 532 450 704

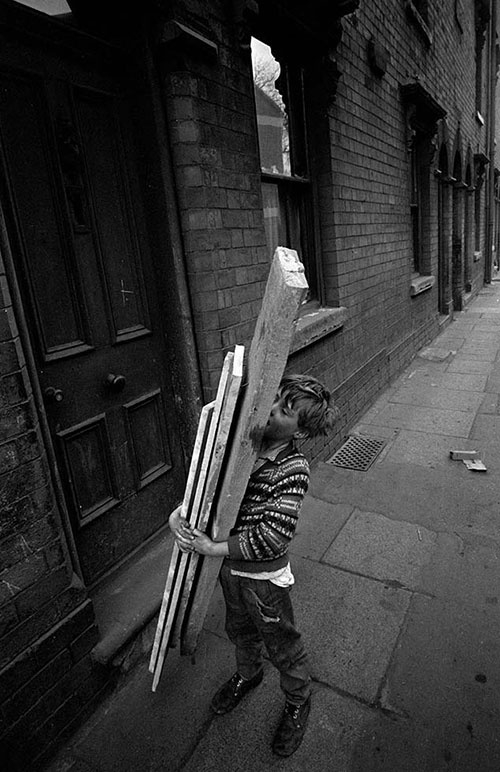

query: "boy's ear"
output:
293 429 309 440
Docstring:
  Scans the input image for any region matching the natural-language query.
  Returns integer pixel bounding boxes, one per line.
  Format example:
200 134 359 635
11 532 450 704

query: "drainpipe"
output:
484 0 497 283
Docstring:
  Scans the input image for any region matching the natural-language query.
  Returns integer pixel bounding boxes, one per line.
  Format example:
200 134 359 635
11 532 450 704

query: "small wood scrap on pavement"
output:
449 449 487 472
462 459 487 472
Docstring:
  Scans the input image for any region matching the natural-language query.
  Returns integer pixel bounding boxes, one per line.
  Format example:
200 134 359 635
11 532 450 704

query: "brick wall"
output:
159 2 270 399
0 253 108 771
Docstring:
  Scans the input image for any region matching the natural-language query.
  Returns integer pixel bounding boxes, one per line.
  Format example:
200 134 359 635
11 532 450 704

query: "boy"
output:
170 374 338 757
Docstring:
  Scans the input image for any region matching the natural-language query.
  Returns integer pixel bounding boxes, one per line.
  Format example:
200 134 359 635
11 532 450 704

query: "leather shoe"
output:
272 696 311 757
210 670 263 714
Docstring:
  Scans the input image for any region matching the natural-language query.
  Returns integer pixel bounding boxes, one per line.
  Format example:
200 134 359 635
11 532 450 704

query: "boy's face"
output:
262 391 304 445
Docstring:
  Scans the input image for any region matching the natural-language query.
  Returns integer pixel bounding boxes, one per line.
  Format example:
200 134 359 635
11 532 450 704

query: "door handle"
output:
105 373 126 392
44 386 64 404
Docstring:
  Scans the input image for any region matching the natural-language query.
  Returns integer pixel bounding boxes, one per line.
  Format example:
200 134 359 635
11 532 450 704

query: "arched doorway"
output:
451 151 464 310
437 144 451 315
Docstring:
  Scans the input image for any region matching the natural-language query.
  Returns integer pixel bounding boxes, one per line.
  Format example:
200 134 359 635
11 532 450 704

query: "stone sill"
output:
91 527 173 665
290 304 347 353
410 274 435 297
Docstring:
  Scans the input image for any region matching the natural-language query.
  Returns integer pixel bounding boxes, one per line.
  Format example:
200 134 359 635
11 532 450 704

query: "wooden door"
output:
0 13 185 585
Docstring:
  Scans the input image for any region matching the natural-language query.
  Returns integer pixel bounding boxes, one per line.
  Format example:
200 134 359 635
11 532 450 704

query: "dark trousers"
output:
220 561 311 705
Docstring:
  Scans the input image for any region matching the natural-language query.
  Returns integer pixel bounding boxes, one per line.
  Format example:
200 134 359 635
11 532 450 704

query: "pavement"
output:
44 283 500 772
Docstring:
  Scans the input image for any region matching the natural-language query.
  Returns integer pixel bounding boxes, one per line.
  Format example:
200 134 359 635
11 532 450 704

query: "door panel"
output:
0 19 185 585
75 86 151 340
0 71 92 358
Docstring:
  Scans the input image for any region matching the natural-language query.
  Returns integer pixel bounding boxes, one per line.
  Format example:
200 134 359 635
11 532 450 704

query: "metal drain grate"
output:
327 435 386 471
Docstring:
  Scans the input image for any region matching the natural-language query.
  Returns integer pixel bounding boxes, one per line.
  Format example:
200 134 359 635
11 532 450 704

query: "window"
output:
251 37 317 300
474 0 490 119
409 132 427 274
401 82 446 278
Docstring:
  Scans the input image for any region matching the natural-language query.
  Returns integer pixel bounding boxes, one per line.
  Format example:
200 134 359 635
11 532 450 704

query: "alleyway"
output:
45 283 500 772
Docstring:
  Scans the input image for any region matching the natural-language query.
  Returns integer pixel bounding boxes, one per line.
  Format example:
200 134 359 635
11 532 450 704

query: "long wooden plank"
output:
172 345 244 649
148 401 214 674
151 350 237 689
181 248 308 656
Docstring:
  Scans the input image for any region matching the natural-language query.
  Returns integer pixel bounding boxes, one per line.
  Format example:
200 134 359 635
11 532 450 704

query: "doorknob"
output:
44 386 64 404
105 373 126 392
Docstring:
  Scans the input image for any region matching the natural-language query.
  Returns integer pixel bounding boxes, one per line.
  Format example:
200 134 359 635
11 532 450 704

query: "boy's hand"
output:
191 529 229 558
168 505 194 553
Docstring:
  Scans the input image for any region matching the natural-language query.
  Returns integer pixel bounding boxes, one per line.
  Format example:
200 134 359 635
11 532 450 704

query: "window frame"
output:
251 36 320 303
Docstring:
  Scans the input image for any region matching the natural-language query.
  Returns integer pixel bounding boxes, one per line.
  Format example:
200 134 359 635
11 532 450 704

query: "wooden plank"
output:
151 349 241 689
181 248 308 656
164 350 238 652
148 401 214 674
171 345 244 648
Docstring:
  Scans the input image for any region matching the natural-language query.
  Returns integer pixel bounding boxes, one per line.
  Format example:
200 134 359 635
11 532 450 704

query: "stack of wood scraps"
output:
149 344 244 691
149 246 309 690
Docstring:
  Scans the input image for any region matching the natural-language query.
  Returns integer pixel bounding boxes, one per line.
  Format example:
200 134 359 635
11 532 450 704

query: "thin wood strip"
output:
148 401 214 674
150 351 235 688
185 353 234 527
173 345 244 650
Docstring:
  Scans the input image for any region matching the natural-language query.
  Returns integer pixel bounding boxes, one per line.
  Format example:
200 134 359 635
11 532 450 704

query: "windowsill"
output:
290 304 347 353
91 527 174 664
410 274 435 296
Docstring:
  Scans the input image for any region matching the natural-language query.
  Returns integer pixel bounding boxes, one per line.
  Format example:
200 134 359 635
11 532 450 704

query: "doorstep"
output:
90 526 173 665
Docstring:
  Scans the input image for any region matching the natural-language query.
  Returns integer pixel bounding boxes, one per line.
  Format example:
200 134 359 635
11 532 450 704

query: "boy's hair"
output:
279 373 340 438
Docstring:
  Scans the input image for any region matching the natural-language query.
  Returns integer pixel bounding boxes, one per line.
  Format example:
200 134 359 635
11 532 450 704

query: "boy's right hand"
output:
169 505 195 552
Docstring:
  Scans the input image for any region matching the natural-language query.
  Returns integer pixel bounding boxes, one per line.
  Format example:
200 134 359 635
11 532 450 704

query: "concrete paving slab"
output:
181 683 377 772
350 705 500 772
450 348 498 361
380 595 500 770
398 369 488 392
292 557 411 703
420 530 500 607
309 461 500 537
386 385 484 411
478 393 499 413
485 374 500 393
474 320 500 330
470 413 500 441
446 357 493 374
360 402 475 436
322 510 435 589
462 342 500 354
455 327 500 339
432 334 466 347
381 429 481 469
289 496 354 561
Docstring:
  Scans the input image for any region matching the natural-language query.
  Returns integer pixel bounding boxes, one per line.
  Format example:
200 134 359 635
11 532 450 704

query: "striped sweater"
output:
226 442 310 573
